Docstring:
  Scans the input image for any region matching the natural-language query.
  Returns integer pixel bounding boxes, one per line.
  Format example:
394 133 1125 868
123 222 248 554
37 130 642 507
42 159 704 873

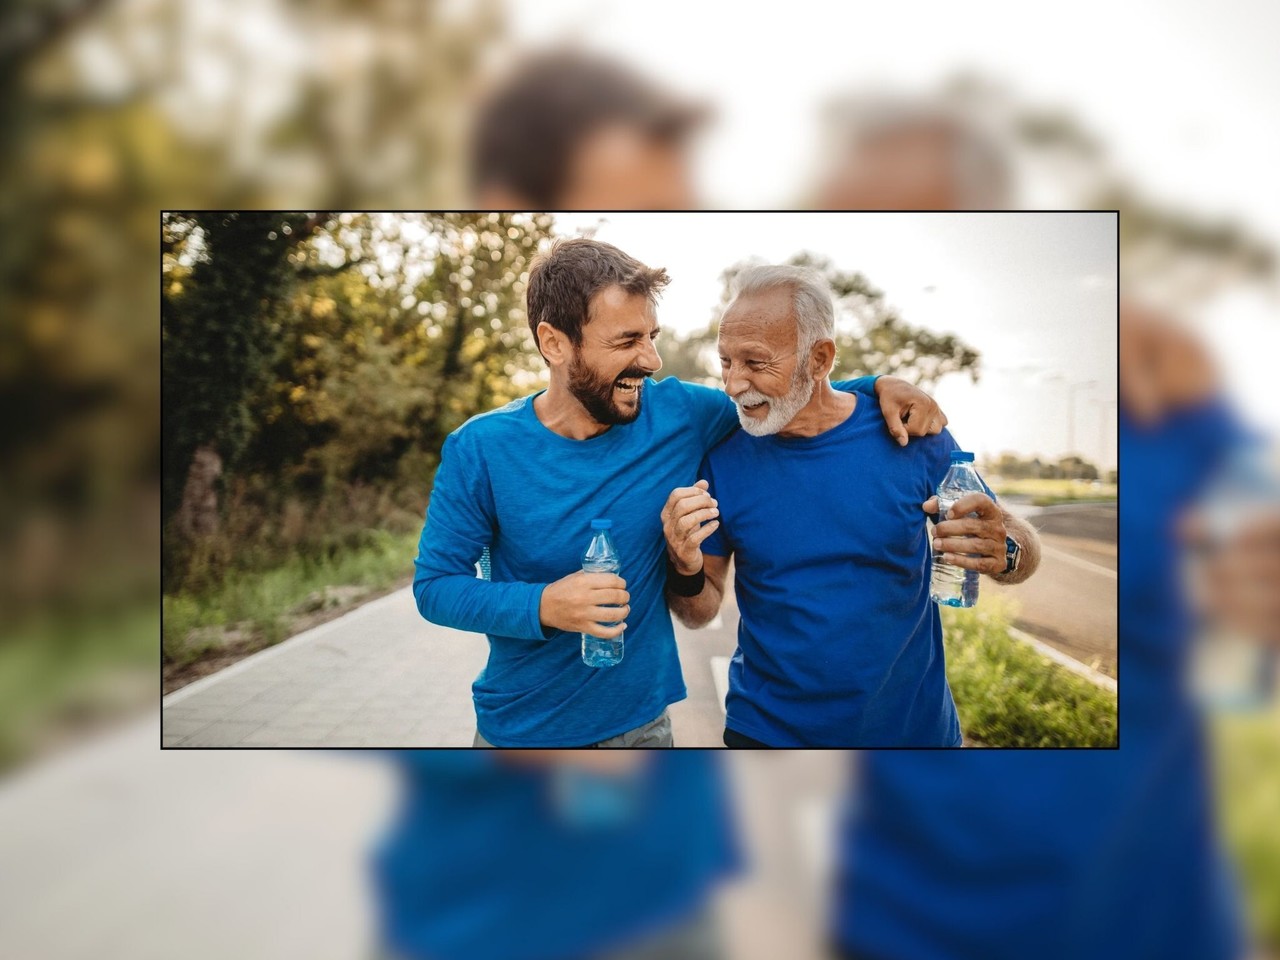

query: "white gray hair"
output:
727 264 836 360
823 94 1012 207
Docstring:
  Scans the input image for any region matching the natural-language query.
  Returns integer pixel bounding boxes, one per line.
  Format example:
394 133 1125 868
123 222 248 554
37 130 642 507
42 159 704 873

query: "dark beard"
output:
567 355 647 426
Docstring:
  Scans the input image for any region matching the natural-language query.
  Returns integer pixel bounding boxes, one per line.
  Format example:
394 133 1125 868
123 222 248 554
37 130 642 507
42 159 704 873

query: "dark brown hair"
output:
469 51 704 206
526 238 670 360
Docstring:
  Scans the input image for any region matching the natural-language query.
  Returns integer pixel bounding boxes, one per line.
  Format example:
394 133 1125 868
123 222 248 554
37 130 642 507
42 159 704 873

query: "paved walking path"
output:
162 587 739 748
163 588 486 747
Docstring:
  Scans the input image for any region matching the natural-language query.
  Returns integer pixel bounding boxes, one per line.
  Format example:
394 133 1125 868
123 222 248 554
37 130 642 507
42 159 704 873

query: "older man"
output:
663 264 1041 747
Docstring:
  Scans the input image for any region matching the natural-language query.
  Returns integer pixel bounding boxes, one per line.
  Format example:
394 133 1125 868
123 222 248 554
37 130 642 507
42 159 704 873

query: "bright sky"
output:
509 0 1280 233
555 212 1118 470
513 0 1280 450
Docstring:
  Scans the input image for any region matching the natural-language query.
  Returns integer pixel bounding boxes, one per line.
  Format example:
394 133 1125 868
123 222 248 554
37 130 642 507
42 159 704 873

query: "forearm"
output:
989 512 1041 586
413 566 548 640
666 575 724 628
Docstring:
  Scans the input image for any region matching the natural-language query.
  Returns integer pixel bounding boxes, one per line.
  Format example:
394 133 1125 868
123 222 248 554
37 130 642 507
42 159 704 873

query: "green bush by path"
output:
1213 703 1280 951
162 528 421 669
942 598 1118 748
991 478 1118 506
0 604 157 772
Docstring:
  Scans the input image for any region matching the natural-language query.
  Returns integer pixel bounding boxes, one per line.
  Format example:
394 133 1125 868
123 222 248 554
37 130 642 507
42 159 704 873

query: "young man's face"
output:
559 124 697 210
568 284 664 425
717 287 815 437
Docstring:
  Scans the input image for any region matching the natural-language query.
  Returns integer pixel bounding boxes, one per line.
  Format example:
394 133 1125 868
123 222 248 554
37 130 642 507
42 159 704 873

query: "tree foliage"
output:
161 212 557 586
241 212 554 488
660 251 982 390
161 212 324 523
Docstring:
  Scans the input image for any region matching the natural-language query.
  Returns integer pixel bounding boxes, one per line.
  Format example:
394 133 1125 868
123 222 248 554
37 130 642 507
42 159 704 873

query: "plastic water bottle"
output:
581 519 624 667
1185 438 1279 710
930 451 985 608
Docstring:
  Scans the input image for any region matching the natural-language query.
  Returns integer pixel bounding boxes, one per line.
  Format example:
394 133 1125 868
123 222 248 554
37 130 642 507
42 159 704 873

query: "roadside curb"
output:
1006 625 1117 693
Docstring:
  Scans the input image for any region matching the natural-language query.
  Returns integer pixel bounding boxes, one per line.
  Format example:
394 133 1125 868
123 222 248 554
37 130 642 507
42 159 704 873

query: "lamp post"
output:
1065 379 1096 458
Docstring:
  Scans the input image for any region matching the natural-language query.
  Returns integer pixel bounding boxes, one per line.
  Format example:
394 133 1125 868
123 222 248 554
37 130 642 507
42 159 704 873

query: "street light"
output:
1066 379 1096 458
1046 375 1096 458
1091 397 1118 474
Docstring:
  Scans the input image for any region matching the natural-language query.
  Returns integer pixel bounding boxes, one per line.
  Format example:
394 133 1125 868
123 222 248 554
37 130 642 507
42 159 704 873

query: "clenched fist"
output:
661 480 721 576
539 570 630 638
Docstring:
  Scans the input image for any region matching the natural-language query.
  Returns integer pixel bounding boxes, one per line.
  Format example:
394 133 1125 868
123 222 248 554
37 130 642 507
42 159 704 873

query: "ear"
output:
537 321 571 366
808 338 837 379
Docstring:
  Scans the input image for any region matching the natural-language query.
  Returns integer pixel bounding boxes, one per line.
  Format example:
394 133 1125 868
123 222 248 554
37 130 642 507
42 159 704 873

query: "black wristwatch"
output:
1003 536 1022 575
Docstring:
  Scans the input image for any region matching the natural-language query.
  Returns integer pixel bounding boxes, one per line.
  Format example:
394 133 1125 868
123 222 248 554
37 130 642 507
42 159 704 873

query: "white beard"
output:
733 373 816 437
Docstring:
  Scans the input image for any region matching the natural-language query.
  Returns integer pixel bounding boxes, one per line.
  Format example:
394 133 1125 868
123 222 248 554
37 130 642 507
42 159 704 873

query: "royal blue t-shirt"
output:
702 394 977 747
835 400 1246 960
371 752 742 960
414 376 878 746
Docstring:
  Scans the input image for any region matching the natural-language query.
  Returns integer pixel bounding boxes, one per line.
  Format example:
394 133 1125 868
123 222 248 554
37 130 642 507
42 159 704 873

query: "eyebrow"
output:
609 326 661 342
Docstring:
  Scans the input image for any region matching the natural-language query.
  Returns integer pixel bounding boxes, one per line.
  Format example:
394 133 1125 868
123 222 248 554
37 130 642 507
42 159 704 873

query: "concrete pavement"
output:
163 586 739 748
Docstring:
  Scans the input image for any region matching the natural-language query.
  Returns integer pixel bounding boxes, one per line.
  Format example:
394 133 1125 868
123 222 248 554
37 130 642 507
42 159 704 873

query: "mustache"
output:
732 389 771 406
613 368 650 382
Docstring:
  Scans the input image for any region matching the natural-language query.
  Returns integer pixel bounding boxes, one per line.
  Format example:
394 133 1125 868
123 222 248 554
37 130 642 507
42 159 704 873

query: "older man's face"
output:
717 287 815 436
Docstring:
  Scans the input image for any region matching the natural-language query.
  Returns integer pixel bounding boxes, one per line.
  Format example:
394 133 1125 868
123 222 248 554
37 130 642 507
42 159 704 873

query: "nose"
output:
722 360 749 397
639 335 662 374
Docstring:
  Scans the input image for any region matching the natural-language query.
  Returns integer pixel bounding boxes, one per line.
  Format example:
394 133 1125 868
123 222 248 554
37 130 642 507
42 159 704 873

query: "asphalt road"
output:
987 502 1118 677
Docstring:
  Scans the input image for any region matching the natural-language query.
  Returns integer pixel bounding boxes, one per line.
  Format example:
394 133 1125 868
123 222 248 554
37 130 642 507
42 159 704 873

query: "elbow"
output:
414 576 442 624
671 600 716 630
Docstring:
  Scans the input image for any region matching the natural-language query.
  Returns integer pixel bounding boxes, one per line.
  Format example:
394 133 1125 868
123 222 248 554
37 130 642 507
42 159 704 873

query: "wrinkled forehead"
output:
719 288 797 350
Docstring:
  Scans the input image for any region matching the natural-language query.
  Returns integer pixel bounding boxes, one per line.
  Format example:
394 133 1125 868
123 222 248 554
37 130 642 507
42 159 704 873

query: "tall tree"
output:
241 212 556 490
161 211 326 534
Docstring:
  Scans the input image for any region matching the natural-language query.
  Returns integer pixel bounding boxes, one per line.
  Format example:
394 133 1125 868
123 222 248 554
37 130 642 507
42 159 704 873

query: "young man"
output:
412 239 947 747
371 751 739 960
469 51 705 210
663 264 1040 747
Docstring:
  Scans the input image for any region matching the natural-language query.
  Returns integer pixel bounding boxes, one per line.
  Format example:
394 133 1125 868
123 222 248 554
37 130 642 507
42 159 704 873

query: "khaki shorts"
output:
473 709 674 748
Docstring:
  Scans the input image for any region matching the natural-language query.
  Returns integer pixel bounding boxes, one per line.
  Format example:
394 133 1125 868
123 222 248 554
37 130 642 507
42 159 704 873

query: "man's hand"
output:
539 571 629 637
661 480 720 575
923 493 1008 574
1182 511 1280 649
875 376 947 447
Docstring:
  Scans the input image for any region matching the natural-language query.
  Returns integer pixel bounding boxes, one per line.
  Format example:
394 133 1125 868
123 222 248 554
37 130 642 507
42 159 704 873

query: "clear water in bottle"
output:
930 452 985 608
582 519 624 667
549 764 645 830
1184 438 1279 710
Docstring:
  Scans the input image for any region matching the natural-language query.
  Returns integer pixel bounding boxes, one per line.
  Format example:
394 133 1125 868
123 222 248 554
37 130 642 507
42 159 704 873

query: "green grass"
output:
943 597 1118 747
991 478 1118 506
0 603 158 772
1213 702 1280 951
162 528 420 668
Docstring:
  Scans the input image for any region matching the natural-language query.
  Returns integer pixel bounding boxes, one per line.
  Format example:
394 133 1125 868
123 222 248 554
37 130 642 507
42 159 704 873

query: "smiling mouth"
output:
741 400 767 414
614 377 643 395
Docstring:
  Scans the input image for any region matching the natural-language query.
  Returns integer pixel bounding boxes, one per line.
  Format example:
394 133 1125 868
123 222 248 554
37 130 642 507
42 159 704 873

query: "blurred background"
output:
3 0 1279 957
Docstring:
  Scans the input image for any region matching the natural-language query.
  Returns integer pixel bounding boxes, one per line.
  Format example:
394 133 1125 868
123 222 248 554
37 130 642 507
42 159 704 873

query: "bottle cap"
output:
949 451 975 463
590 519 613 529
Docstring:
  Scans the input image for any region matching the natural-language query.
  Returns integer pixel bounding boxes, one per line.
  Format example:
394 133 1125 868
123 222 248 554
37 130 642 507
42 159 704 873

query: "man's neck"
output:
534 381 612 440
777 381 857 438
